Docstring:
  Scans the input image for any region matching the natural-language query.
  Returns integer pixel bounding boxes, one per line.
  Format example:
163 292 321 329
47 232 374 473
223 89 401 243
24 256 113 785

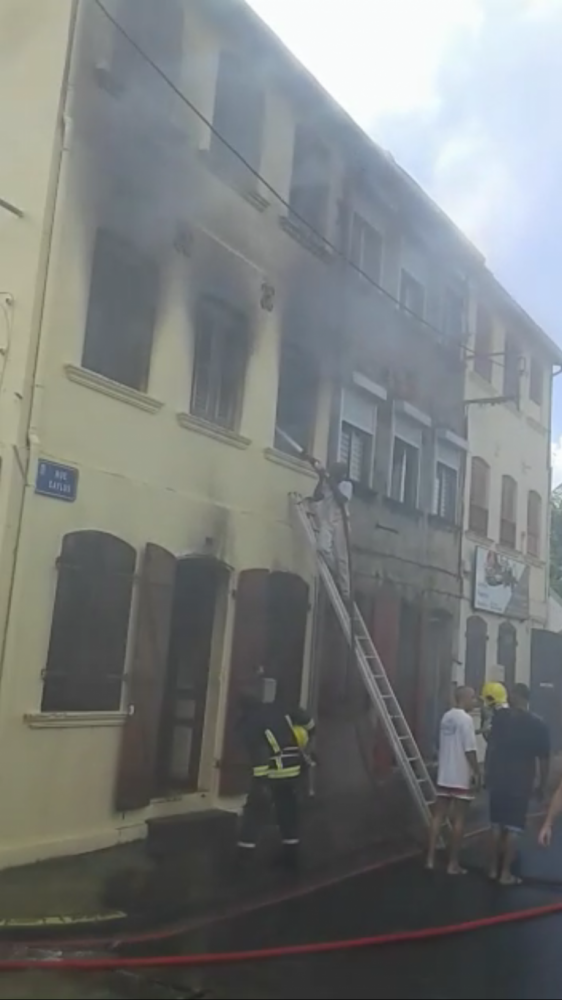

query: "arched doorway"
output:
465 615 487 695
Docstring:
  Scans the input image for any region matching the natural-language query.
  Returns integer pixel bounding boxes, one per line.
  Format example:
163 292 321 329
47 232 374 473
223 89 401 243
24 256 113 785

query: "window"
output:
434 462 458 523
289 126 330 234
503 335 521 405
111 0 185 90
400 270 425 319
210 50 265 187
527 490 542 558
340 423 371 484
42 532 136 713
443 287 465 340
497 620 517 692
391 438 419 507
473 305 493 382
530 357 544 406
500 475 518 549
350 213 383 284
469 457 490 536
83 229 159 391
274 338 318 456
338 385 378 487
190 297 247 430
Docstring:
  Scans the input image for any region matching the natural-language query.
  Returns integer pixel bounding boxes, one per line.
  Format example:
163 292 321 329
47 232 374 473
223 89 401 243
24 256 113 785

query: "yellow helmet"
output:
292 725 309 750
481 681 508 706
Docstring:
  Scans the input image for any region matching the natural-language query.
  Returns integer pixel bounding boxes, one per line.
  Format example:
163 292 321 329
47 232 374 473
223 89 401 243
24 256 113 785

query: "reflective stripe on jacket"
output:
253 727 302 780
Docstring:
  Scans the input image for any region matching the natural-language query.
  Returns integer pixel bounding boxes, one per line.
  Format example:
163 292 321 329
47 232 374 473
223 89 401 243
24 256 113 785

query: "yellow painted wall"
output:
0 0 333 866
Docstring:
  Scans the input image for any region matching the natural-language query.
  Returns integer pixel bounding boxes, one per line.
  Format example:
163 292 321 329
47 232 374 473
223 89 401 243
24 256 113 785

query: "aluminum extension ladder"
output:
290 493 436 830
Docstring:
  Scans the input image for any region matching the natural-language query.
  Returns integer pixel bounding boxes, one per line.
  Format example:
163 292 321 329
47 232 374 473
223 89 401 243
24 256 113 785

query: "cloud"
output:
247 0 483 122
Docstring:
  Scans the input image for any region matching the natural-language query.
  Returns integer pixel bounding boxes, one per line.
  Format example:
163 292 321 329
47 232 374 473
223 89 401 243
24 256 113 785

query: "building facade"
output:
459 277 561 703
0 0 557 869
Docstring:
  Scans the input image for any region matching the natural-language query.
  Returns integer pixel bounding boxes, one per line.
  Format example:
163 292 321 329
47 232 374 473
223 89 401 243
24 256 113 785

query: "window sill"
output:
526 553 545 568
428 513 460 533
466 529 493 545
65 365 163 414
199 150 270 212
263 448 317 478
177 412 251 450
383 496 423 519
24 711 128 730
279 215 333 263
527 415 548 436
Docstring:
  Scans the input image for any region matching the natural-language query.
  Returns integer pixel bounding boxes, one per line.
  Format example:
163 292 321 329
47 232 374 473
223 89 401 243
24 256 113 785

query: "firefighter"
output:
480 681 508 786
236 681 315 869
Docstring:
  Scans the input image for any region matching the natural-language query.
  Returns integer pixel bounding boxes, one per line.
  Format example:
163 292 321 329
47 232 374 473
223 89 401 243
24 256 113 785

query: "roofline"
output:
482 268 562 365
215 1 561 361
232 0 484 267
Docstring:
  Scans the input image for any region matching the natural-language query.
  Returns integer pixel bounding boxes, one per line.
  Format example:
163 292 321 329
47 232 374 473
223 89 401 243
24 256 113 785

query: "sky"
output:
247 0 562 484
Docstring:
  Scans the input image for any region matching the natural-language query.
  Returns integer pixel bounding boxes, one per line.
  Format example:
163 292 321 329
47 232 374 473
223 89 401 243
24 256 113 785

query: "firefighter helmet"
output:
481 681 508 706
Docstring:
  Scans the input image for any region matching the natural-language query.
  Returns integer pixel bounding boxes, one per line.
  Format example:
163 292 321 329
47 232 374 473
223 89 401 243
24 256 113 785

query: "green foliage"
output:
550 487 562 598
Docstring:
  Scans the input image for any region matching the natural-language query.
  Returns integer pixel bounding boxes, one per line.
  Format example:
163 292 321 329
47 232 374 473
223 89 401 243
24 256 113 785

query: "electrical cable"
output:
92 0 510 374
3 898 562 972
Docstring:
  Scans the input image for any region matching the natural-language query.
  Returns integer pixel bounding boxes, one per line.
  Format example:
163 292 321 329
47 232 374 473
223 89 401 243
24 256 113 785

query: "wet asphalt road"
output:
3 823 562 998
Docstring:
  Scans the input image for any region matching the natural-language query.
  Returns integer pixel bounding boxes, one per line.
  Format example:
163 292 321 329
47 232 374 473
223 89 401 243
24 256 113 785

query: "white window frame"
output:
337 376 385 487
350 212 384 285
390 436 420 507
433 430 467 523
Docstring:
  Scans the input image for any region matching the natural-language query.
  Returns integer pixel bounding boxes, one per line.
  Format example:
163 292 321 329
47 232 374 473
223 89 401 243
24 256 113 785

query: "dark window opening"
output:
289 126 330 234
443 287 465 340
469 457 490 536
400 269 425 319
498 620 517 692
42 532 135 713
503 335 521 406
391 437 419 507
465 615 487 694
83 229 159 391
473 305 493 382
112 0 185 90
274 337 318 455
190 297 248 430
210 49 265 189
527 490 542 558
500 474 518 549
350 213 383 284
434 462 458 523
529 357 544 406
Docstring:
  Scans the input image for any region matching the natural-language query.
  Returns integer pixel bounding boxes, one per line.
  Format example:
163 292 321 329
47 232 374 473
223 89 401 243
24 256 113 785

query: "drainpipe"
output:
0 0 79 682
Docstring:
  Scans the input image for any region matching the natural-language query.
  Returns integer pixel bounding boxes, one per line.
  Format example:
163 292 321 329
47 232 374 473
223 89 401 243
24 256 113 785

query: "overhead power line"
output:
93 0 509 372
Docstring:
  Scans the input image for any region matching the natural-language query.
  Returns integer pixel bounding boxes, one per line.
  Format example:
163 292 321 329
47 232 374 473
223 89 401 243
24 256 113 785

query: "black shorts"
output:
489 789 530 833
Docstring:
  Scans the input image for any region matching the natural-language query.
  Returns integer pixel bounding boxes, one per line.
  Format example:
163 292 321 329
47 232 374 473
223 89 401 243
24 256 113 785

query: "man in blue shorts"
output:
487 683 550 885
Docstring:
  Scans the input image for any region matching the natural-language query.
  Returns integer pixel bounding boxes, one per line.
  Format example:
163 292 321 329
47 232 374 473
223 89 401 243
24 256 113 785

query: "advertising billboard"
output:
473 546 530 620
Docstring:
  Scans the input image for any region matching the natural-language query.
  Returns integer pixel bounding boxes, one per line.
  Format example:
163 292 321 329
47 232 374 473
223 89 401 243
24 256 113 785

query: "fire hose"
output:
3 899 562 972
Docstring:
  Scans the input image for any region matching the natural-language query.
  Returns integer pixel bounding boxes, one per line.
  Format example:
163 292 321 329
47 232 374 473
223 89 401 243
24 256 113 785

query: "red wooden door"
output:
219 569 269 797
115 545 176 812
266 572 309 708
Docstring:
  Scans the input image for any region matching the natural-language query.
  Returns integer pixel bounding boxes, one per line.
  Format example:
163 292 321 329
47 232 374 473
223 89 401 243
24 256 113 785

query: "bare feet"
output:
447 865 468 876
499 873 523 886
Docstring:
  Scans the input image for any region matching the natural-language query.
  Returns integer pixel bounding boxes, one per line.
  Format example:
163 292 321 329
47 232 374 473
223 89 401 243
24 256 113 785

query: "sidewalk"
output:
0 753 556 935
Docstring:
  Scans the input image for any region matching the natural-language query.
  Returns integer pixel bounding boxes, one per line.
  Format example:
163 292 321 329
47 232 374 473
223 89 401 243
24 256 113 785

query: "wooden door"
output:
266 572 309 708
115 545 176 812
219 569 269 797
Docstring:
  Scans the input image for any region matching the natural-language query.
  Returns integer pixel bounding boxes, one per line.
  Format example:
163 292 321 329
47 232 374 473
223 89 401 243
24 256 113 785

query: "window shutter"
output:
266 572 309 709
219 569 269 797
115 545 176 812
42 532 135 714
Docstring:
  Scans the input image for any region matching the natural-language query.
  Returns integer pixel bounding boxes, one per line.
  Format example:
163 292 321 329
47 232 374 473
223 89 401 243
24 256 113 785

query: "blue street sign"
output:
35 460 78 503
